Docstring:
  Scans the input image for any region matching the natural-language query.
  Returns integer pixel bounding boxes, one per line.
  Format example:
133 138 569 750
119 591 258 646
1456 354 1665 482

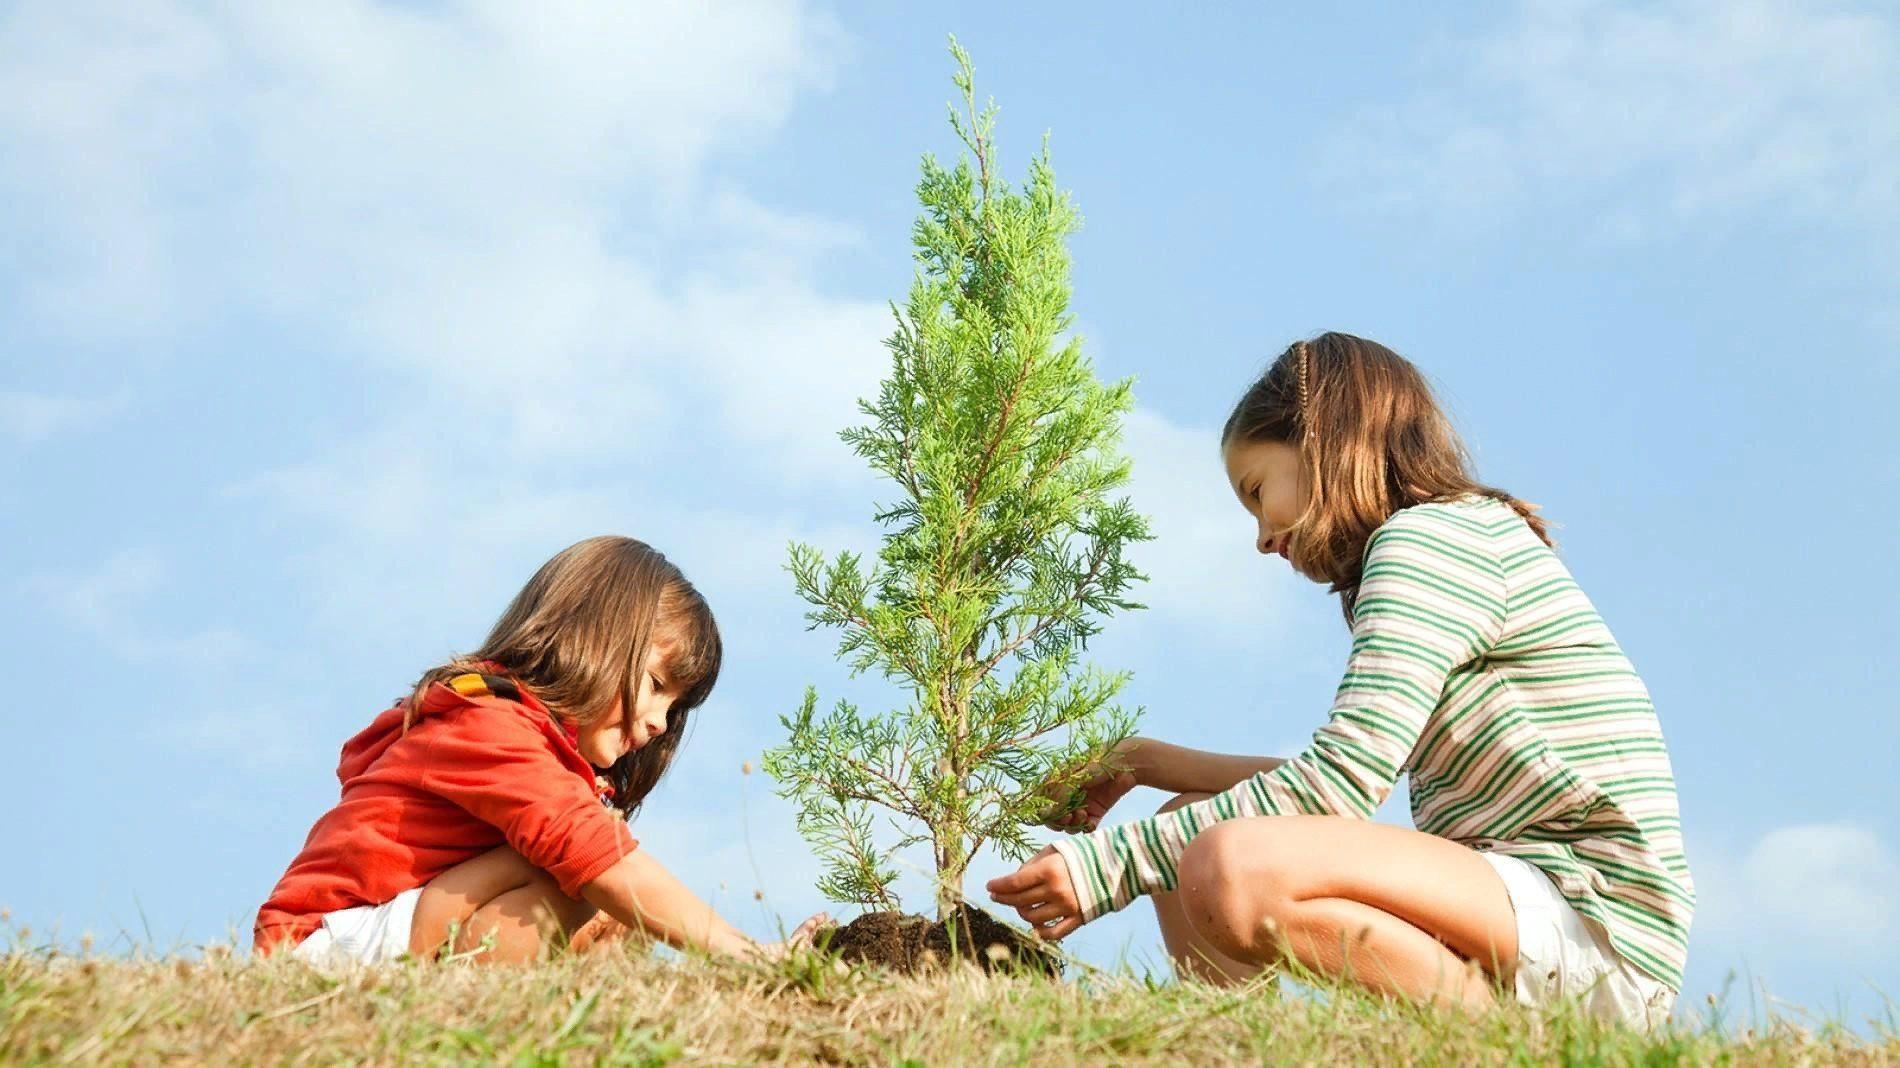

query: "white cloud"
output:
0 0 911 676
24 548 251 665
671 276 894 481
168 698 335 777
6 3 1271 653
232 422 885 654
1698 823 1900 954
27 548 163 632
0 390 126 443
1119 408 1310 640
0 0 876 472
1323 0 1900 246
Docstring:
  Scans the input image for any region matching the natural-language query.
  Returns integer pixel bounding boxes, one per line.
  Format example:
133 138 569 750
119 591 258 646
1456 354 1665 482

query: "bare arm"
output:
1123 737 1286 795
1039 736 1290 833
580 850 756 957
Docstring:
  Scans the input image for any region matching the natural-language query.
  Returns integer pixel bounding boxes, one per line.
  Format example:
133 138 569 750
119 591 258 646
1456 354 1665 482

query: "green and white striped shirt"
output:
1052 496 1694 990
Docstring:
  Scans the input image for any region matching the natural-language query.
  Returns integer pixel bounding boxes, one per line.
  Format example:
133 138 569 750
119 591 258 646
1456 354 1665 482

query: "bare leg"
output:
1174 815 1516 1008
410 847 598 963
1151 793 1260 984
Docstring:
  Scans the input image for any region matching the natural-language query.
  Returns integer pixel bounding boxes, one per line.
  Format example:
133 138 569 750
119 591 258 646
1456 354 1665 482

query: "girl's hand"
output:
1037 744 1139 833
747 911 830 962
986 846 1083 941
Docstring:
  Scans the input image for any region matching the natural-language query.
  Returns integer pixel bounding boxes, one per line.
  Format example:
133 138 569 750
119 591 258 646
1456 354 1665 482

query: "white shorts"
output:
291 887 423 969
1481 852 1675 1030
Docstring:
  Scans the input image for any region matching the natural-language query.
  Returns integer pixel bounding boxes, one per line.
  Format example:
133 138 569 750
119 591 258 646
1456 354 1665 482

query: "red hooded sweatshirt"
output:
254 675 636 952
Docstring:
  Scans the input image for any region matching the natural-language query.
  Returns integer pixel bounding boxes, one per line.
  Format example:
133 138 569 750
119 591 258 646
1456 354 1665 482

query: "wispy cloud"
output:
1698 822 1900 956
169 698 337 778
0 390 126 443
23 548 251 665
1118 409 1312 641
1322 0 1900 249
0 1 881 470
2 3 1255 637
0 2 904 659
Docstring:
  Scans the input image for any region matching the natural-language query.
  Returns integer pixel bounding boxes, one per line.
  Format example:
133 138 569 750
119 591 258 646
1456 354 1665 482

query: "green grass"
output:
2 942 1893 1066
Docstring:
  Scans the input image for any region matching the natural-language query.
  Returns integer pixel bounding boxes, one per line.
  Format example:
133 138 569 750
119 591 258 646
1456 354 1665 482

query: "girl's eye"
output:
649 672 665 694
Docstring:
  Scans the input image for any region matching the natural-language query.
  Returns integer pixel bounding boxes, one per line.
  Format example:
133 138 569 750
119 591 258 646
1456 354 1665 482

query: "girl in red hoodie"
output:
256 535 825 965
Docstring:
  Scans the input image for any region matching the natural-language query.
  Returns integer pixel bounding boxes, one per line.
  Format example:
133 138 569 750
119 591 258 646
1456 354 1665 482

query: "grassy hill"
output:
2 945 1891 1065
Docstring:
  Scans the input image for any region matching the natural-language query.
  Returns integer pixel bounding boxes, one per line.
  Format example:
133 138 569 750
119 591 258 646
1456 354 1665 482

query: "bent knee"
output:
1156 790 1213 816
1176 822 1297 956
1176 822 1251 902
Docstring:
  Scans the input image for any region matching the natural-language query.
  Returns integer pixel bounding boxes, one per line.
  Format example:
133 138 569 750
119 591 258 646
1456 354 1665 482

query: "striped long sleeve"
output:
1051 503 1505 915
1049 497 1695 991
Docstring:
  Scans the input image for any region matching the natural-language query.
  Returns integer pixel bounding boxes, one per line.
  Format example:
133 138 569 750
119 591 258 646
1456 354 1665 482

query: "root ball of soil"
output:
819 905 1060 976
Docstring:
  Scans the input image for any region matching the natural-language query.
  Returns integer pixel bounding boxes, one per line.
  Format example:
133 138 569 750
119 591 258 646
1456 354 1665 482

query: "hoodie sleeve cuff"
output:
547 821 638 899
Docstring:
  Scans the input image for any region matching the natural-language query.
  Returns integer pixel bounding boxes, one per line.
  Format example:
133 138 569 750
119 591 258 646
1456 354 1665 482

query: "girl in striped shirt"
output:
987 333 1691 1028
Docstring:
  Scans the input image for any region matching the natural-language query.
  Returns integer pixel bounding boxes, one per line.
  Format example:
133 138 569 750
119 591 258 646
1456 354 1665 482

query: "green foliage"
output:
763 38 1152 919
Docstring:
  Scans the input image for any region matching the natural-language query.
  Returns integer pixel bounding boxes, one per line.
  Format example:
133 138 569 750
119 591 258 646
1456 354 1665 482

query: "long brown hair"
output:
1222 332 1553 622
406 536 722 817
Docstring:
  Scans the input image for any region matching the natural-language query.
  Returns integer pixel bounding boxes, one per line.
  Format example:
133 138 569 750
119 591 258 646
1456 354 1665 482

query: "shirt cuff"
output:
549 823 638 899
1051 818 1173 922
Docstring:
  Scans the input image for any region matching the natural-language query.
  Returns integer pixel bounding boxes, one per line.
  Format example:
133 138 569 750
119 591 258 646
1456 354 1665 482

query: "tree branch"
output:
975 544 1112 678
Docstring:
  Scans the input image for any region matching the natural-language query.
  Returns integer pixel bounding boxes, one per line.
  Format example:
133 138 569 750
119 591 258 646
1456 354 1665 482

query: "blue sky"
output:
5 0 1897 1026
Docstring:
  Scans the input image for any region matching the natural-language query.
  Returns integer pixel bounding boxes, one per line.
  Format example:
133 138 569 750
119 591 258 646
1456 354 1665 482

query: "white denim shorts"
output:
291 887 423 969
1481 852 1675 1030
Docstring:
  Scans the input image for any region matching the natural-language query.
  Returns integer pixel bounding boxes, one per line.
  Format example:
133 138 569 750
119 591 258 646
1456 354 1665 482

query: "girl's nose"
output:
1256 518 1275 556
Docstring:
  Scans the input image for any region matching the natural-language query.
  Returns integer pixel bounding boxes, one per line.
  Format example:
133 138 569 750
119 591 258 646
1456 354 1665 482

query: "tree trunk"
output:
935 674 971 924
934 828 965 921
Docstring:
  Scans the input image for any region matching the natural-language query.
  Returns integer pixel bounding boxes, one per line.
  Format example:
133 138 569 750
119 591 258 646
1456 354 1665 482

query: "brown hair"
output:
1222 332 1553 622
405 535 722 817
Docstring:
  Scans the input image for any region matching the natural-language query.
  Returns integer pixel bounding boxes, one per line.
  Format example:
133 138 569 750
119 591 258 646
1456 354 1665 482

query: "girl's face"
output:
575 634 680 768
1222 437 1307 561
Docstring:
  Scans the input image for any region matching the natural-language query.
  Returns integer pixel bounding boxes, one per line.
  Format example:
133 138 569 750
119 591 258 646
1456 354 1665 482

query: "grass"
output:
3 939 1896 1067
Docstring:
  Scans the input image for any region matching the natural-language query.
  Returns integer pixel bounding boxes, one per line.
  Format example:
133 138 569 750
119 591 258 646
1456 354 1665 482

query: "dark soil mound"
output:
820 904 1060 976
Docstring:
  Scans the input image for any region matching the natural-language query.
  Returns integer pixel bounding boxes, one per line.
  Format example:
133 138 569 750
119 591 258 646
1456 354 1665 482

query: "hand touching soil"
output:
749 911 830 962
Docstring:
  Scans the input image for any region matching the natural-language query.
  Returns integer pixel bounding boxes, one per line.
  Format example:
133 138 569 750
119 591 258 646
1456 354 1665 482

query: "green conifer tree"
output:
763 40 1151 923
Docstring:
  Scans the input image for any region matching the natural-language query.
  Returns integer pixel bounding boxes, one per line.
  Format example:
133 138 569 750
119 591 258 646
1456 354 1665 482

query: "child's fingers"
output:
1004 899 1060 928
1031 784 1091 828
988 846 1070 909
985 865 1044 897
789 912 829 945
1018 901 1066 925
988 884 1045 908
1035 915 1082 941
1039 809 1085 832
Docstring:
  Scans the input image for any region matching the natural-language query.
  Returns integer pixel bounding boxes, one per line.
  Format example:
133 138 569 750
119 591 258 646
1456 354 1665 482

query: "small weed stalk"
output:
764 39 1151 927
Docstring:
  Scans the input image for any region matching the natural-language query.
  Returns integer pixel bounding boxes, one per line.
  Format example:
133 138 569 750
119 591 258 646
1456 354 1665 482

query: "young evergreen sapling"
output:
764 40 1151 926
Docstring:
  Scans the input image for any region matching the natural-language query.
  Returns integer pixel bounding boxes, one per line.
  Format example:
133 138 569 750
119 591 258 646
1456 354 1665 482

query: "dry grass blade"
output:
251 983 345 1024
2 946 1893 1066
55 1000 153 1065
